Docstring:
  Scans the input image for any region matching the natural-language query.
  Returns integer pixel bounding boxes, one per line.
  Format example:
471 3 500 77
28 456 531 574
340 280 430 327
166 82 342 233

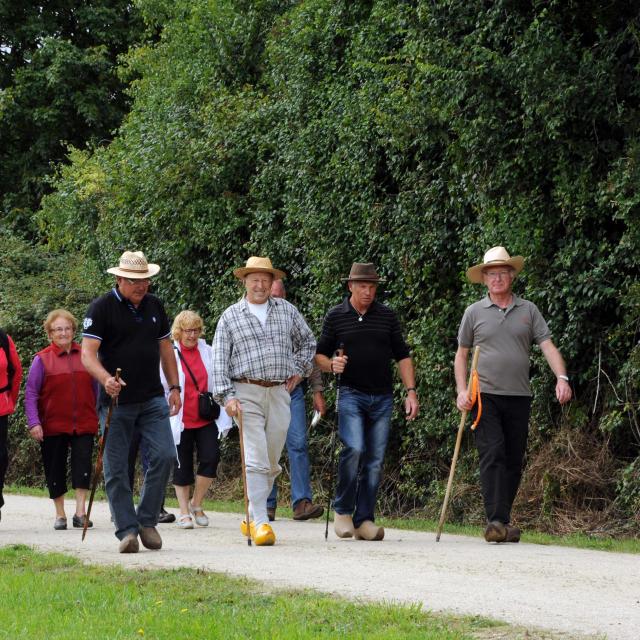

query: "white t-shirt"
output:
246 301 268 327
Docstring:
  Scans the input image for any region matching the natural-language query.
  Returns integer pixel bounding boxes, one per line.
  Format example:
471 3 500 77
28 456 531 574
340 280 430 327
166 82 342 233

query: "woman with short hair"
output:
25 309 98 530
161 311 230 529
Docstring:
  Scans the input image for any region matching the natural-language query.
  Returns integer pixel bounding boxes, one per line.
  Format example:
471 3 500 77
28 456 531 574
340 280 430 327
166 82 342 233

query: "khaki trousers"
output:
233 382 291 526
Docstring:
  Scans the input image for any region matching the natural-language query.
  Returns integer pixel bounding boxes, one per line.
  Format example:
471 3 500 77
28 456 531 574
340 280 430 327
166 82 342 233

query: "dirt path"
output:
1 495 638 639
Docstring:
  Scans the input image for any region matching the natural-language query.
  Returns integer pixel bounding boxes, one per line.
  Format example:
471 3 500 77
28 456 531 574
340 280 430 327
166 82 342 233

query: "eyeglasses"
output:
182 328 202 335
51 327 73 333
124 278 151 285
484 270 511 280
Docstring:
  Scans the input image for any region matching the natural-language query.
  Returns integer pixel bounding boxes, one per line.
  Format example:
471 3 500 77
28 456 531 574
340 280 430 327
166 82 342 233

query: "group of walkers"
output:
0 245 571 551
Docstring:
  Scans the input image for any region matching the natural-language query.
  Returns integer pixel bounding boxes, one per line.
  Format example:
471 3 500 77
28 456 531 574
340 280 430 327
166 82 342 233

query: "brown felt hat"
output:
341 263 386 283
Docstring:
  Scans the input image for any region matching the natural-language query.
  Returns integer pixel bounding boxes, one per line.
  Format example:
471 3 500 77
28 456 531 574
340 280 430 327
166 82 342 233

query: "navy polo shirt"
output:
316 298 410 395
83 287 171 405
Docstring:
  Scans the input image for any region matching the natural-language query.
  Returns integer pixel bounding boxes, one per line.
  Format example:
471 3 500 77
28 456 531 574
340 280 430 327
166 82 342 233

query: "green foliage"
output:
23 0 640 531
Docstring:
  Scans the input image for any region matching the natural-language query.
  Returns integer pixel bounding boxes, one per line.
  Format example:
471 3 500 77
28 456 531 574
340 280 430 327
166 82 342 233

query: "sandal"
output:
176 514 194 529
189 502 209 527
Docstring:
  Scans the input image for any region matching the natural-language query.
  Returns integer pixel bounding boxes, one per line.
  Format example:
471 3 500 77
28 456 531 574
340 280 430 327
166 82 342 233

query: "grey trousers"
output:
233 382 291 526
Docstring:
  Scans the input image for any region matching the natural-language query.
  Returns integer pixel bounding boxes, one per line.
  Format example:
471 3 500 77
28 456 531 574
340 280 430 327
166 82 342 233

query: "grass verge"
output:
0 544 500 640
7 485 638 554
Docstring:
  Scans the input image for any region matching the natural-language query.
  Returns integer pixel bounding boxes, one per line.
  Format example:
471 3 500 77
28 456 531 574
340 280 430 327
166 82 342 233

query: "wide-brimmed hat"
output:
106 251 160 279
341 262 386 283
466 246 524 284
233 256 286 280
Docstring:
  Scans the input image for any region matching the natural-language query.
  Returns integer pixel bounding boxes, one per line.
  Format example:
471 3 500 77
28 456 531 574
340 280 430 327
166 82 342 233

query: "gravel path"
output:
1 495 638 639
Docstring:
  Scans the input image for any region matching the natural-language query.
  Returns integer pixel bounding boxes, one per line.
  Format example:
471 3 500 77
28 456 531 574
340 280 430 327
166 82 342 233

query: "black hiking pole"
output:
325 343 345 540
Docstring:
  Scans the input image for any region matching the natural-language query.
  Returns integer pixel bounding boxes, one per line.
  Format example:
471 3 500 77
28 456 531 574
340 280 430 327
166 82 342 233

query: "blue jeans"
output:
101 395 175 540
333 387 393 528
268 385 312 509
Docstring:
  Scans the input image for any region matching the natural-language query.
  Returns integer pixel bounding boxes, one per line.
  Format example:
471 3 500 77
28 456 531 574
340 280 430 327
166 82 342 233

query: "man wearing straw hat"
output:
316 262 419 541
456 246 572 543
211 256 316 546
82 251 181 553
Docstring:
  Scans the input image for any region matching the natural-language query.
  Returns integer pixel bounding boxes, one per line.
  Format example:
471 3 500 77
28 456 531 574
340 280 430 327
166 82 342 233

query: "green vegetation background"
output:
1 0 639 535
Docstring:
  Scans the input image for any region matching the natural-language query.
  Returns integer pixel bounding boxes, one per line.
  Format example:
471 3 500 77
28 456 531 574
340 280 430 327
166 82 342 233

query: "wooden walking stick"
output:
436 347 480 541
83 368 121 541
236 408 252 547
325 343 345 541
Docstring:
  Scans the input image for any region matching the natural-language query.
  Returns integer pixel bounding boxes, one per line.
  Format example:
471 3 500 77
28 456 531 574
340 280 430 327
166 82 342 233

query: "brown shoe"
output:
119 533 139 554
505 524 521 543
267 507 276 522
484 520 507 543
354 520 385 541
293 499 324 520
139 526 162 550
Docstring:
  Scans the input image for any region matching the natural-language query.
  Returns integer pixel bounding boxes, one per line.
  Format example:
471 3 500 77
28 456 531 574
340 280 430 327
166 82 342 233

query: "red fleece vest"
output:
37 343 98 436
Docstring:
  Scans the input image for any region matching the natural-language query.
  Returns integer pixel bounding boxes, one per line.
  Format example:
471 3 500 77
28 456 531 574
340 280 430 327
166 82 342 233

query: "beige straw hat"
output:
466 246 524 283
233 256 286 280
106 251 160 278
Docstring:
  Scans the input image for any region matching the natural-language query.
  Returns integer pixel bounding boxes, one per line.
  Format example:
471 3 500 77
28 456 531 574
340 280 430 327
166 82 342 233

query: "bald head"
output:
271 279 286 299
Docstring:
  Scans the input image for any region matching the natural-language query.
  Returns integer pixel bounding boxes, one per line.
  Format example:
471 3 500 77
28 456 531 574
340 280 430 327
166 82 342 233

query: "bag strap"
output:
174 346 201 392
0 329 14 393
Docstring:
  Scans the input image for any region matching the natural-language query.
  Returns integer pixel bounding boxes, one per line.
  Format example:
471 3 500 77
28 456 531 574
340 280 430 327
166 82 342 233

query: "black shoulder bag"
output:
174 347 220 422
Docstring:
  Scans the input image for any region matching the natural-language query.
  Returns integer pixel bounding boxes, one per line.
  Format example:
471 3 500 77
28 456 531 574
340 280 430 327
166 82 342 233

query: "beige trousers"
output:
233 382 291 526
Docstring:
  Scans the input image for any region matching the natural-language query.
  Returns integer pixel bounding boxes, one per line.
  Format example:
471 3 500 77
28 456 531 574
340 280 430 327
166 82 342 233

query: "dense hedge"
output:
5 0 638 532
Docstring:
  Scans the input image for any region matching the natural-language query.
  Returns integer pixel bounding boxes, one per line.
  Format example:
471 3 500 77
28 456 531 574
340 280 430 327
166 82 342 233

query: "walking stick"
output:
435 346 480 542
325 343 345 540
83 368 121 541
235 408 252 547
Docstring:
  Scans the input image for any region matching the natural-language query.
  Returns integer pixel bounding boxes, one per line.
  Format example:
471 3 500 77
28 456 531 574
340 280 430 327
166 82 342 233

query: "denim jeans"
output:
333 387 393 528
101 395 175 540
268 385 312 509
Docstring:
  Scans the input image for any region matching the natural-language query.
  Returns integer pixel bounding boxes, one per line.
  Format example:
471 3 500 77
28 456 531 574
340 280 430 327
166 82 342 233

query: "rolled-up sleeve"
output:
211 315 235 405
291 310 316 378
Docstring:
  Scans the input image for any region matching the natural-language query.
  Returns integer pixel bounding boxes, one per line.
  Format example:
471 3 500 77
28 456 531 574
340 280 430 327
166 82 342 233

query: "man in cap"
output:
82 251 181 553
266 278 325 522
456 246 572 543
316 263 419 541
211 257 316 545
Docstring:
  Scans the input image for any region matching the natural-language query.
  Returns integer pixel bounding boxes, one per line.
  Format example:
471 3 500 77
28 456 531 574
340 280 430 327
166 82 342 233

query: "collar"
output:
49 341 80 357
239 296 278 312
112 286 147 310
482 294 523 309
339 297 378 316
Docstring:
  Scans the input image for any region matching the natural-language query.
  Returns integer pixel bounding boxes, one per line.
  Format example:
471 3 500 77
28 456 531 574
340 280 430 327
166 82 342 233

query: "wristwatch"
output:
169 385 182 392
557 375 569 382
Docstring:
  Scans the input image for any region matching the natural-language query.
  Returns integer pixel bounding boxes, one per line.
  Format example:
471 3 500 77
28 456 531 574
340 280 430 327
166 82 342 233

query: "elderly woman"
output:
0 327 23 521
161 311 230 529
25 309 99 530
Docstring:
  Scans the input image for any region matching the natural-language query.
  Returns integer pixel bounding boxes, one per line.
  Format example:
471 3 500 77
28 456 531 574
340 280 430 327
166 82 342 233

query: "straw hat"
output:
233 256 286 280
340 263 386 282
106 251 160 278
466 246 524 283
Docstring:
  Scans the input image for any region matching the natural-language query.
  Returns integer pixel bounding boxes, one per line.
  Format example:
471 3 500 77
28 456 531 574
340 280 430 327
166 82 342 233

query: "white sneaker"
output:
176 514 194 529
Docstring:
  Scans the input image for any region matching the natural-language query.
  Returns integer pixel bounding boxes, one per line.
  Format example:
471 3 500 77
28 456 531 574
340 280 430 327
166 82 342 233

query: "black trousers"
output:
173 423 220 487
472 393 532 524
40 433 94 500
0 415 7 509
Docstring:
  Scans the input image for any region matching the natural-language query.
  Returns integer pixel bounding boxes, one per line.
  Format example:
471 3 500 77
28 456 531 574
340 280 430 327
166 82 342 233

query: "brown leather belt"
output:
232 377 284 388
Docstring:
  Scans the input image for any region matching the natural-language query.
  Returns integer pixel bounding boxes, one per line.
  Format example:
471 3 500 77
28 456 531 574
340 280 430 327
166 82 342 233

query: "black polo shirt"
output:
83 287 171 405
316 298 410 395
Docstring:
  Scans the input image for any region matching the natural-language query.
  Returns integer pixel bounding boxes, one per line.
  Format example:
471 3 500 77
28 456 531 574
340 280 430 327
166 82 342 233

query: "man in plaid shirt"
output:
212 257 316 545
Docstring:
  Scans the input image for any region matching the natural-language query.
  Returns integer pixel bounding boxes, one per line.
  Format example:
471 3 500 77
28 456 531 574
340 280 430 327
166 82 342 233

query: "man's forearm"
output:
159 340 179 387
454 348 470 393
397 357 416 389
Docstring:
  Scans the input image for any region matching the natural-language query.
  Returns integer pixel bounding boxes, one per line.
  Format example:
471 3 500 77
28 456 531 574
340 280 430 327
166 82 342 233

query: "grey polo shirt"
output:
457 294 552 396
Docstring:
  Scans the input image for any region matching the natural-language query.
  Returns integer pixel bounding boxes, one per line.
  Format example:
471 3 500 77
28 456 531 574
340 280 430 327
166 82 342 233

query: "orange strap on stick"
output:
469 370 482 430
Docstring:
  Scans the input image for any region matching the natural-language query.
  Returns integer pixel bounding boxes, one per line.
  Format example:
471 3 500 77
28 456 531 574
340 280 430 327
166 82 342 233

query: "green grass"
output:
0 545 496 640
8 486 639 554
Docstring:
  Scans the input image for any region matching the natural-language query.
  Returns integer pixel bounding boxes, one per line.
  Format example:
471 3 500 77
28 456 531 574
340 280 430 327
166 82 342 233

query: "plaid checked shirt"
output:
212 296 316 404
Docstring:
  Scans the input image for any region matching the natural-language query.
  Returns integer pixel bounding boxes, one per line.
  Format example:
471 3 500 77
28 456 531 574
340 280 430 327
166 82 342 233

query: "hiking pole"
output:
83 368 121 541
236 408 252 547
325 343 345 541
436 347 480 542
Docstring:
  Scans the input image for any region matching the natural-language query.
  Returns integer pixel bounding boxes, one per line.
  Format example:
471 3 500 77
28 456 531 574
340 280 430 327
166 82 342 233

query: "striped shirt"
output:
316 298 410 395
211 296 316 404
